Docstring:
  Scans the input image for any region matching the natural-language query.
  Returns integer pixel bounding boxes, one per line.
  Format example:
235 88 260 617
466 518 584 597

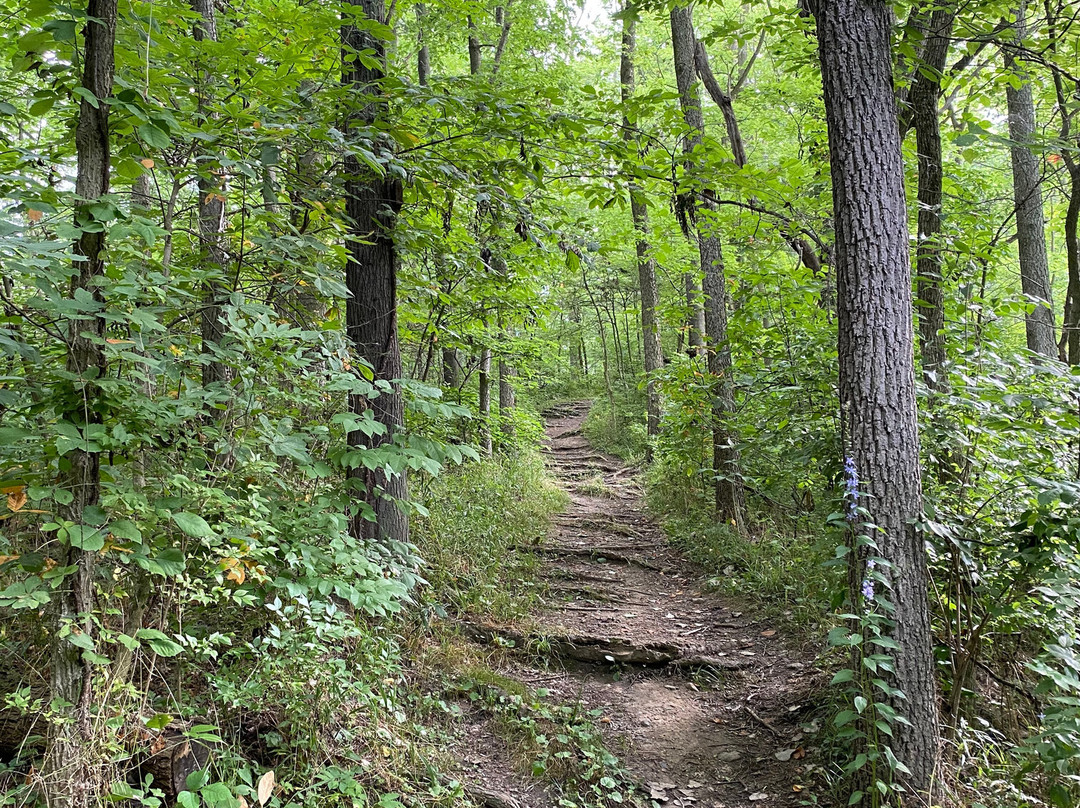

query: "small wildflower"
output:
843 457 860 521
861 579 875 601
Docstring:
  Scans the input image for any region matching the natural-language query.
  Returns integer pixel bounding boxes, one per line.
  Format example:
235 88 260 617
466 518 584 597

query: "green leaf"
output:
172 512 214 538
109 519 143 542
62 524 105 552
135 628 184 657
138 123 171 150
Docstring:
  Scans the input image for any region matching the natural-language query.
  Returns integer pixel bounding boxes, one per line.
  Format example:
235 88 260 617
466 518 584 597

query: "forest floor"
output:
442 402 825 808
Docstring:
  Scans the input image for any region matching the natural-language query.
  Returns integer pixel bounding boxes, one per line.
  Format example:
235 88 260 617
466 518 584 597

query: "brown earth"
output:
446 402 824 808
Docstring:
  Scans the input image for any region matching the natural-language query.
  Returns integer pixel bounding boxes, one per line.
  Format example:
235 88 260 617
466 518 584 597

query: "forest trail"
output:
453 403 820 808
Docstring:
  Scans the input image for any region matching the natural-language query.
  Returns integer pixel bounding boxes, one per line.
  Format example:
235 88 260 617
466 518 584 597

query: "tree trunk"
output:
479 346 493 455
620 15 663 447
1005 2 1057 359
43 2 118 804
443 347 461 387
684 272 705 355
416 3 430 85
906 5 955 391
343 0 409 543
815 0 940 795
499 356 516 441
1063 161 1080 366
670 4 746 530
468 16 482 75
192 0 232 391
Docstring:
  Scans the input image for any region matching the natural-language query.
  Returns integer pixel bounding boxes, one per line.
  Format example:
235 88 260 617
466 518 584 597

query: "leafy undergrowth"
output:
0 453 575 808
411 451 568 620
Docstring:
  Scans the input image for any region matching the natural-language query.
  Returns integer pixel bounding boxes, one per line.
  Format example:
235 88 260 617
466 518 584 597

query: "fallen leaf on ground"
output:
749 792 769 802
775 748 795 762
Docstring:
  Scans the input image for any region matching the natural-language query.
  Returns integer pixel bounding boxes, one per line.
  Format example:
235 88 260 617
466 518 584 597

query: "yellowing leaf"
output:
0 555 19 565
252 120 262 129
169 345 183 357
7 490 27 512
140 158 155 169
106 338 134 345
257 770 275 806
26 209 44 223
221 557 246 585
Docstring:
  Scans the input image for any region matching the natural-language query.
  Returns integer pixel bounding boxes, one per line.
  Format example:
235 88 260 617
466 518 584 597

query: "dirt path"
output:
451 402 822 808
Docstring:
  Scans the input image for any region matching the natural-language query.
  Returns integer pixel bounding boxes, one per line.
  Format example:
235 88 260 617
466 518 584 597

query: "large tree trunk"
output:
620 13 664 448
906 5 955 391
815 0 940 795
192 0 231 391
670 4 746 531
343 0 409 543
1005 2 1057 359
43 2 118 804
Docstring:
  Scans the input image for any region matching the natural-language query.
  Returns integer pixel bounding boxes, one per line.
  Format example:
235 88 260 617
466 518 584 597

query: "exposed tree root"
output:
457 622 750 671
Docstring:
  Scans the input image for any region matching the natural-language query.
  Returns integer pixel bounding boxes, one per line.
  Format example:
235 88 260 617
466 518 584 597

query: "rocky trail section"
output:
450 402 822 808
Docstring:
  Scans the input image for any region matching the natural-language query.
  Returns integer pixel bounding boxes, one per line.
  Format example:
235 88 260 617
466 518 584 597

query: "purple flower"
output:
861 579 875 601
843 457 860 522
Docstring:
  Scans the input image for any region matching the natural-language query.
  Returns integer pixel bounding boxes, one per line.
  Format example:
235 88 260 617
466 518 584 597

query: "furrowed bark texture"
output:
670 4 746 531
620 13 664 443
192 0 231 390
815 0 940 794
903 4 955 390
1005 1 1057 359
344 0 409 543
44 2 118 804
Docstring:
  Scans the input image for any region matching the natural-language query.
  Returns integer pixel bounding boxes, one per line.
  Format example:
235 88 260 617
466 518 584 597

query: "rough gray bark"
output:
904 4 955 391
1005 2 1057 359
670 4 746 531
815 0 940 794
43 2 118 804
620 13 663 445
416 3 430 85
191 0 231 391
343 0 409 543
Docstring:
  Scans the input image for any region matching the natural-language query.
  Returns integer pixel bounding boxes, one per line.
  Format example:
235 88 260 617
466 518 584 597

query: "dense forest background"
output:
3 0 1080 806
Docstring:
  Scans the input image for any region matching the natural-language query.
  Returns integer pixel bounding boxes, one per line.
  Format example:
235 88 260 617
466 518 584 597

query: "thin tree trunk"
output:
467 16 482 75
192 0 231 391
670 4 746 530
43 2 118 803
416 3 430 85
478 344 493 455
1005 1 1057 359
1063 161 1080 365
815 0 940 794
492 5 512 76
344 0 409 543
906 5 955 391
499 356 516 441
